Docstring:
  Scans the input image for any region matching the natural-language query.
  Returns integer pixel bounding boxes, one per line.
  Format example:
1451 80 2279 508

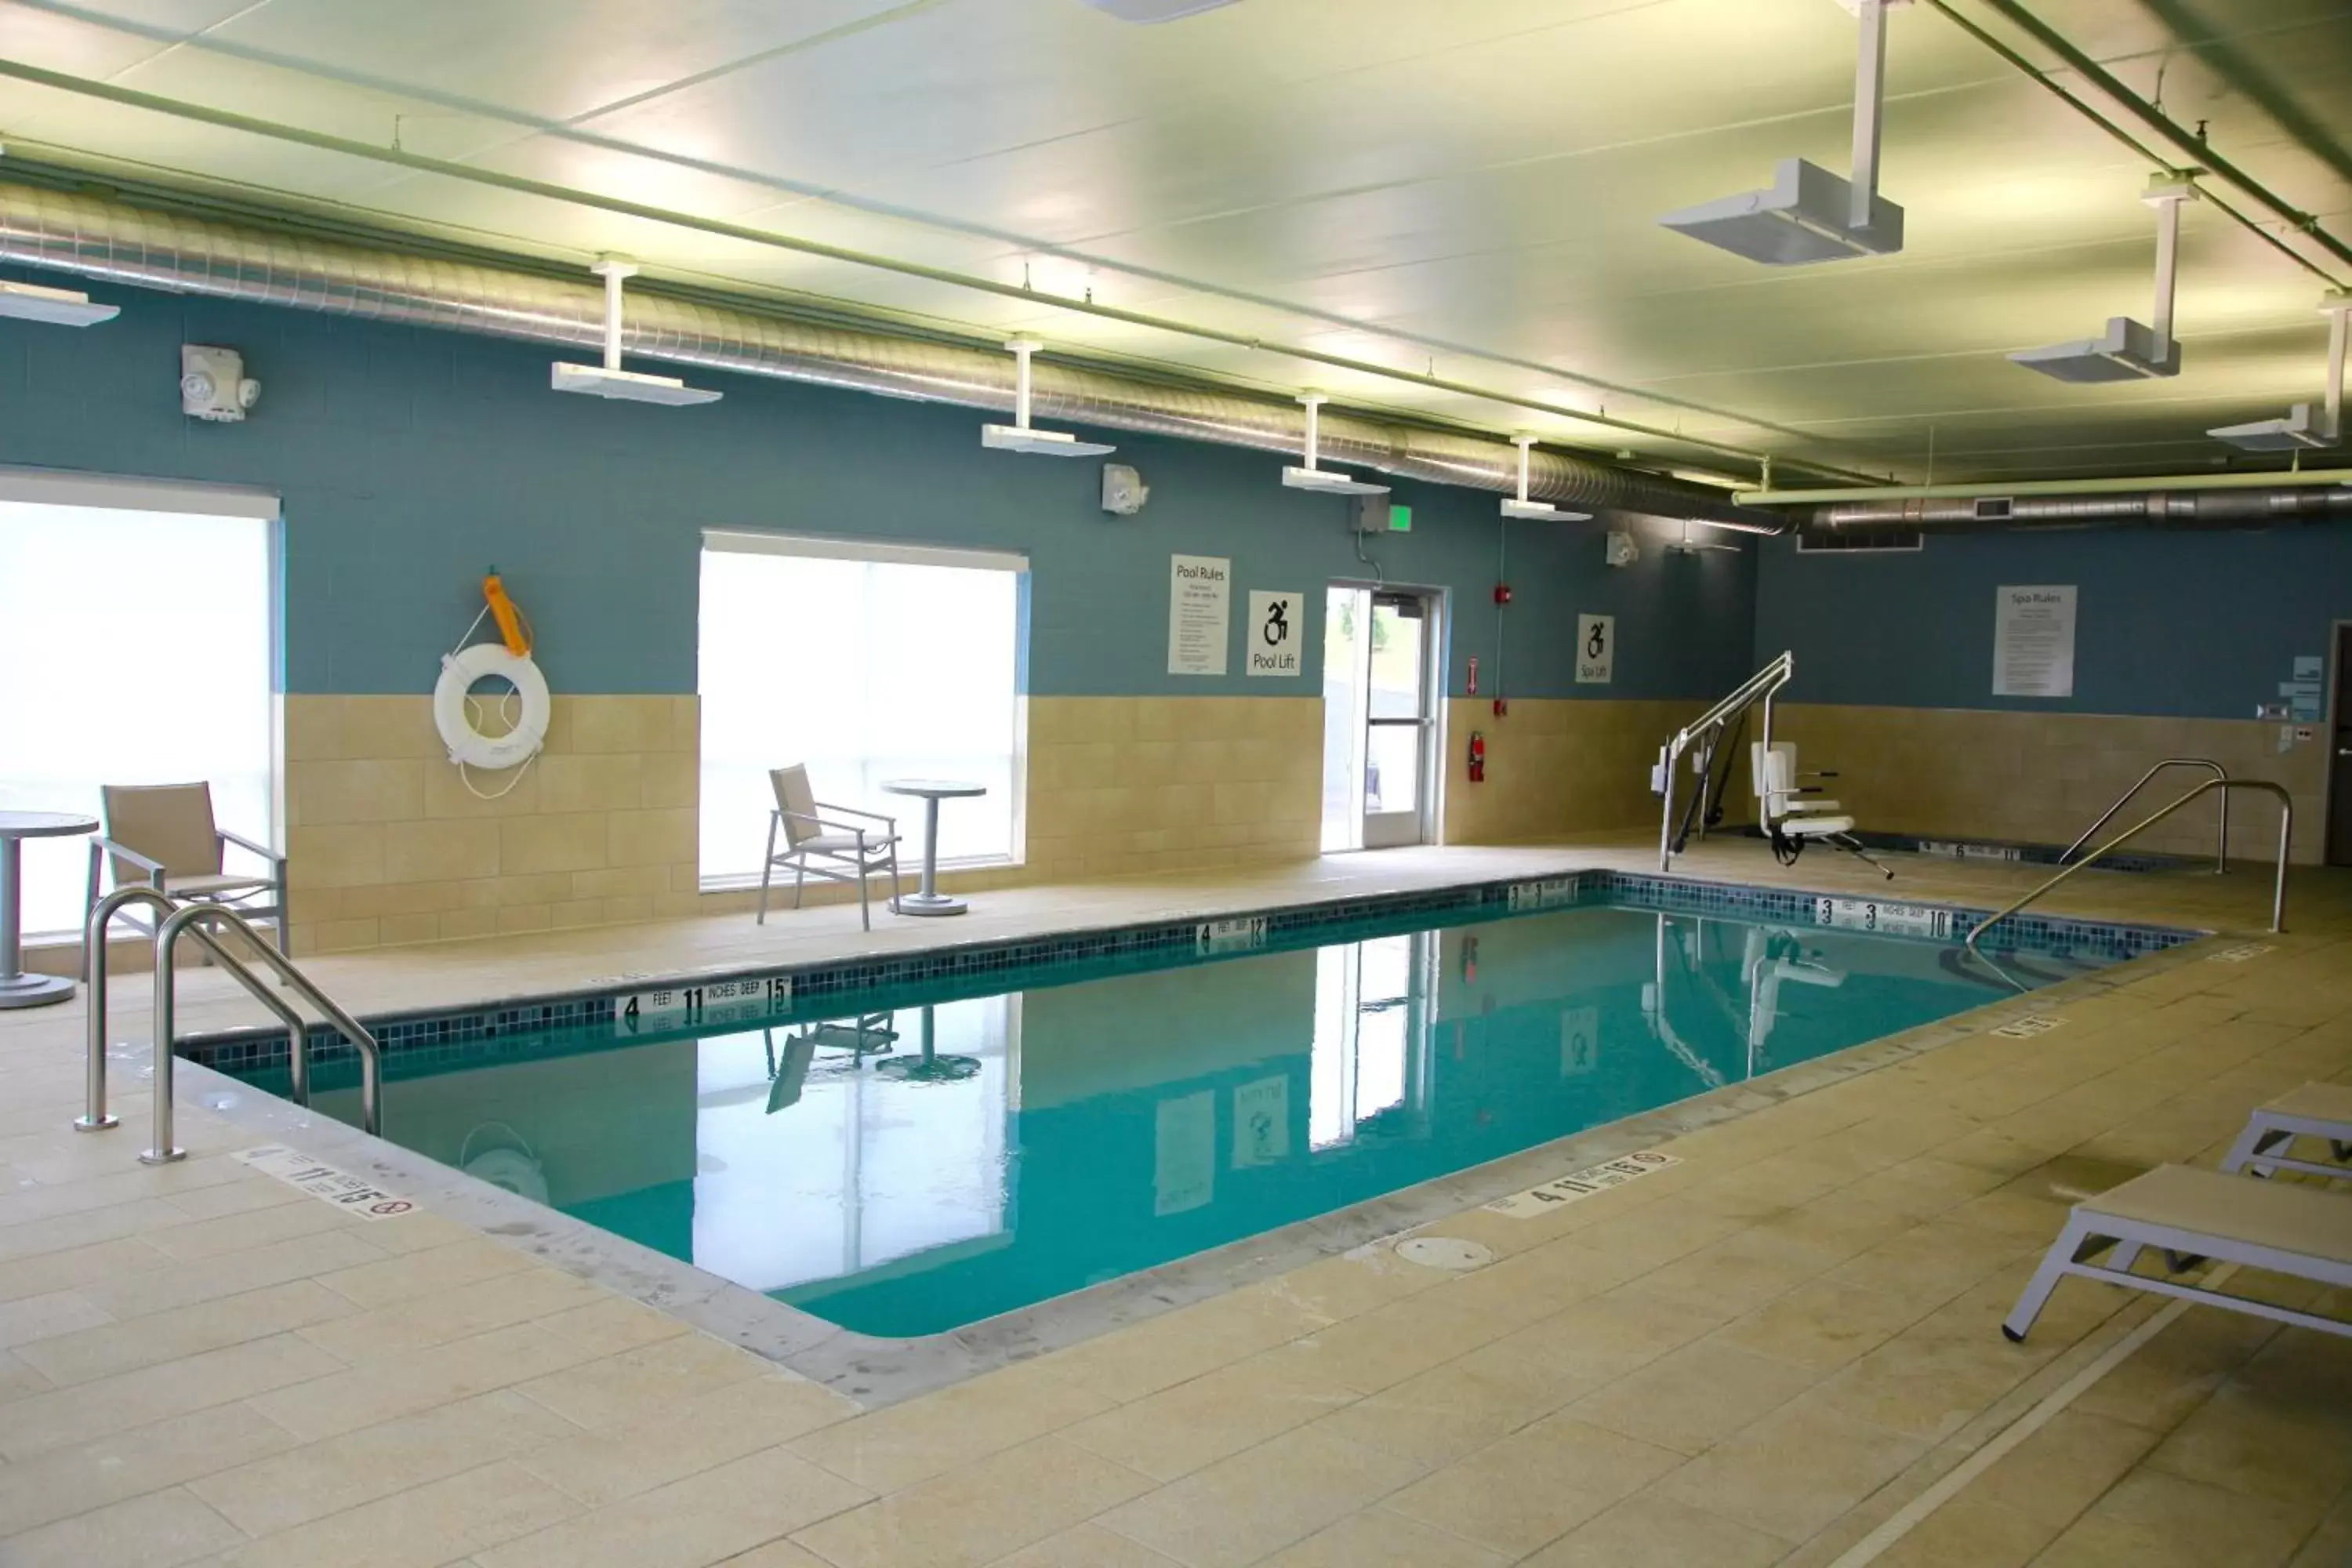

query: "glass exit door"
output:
1321 586 1439 851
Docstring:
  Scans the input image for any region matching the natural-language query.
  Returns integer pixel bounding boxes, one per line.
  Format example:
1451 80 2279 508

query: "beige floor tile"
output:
479 1445 872 1568
0 1287 112 1351
315 1237 539 1311
1 1331 343 1461
0 1236 164 1307
531 1294 693 1356
1614 1228 1846 1320
1259 1508 1508 1567
1094 1425 1423 1568
984 1522 1185 1566
1806 1326 2042 1444
1466 1287 1728 1390
1283 1290 1524 1395
212 1459 580 1568
1568 1195 1751 1273
82 1230 389 1320
1567 1338 1819 1456
1040 1288 1332 1406
789 1357 1111 1494
716 1540 835 1568
2143 1380 2352 1510
1821 1219 2039 1312
1064 1345 1359 1481
0 1346 49 1401
513 1329 770 1429
1965 1409 2161 1527
1406 1238 1648 1332
20 1279 353 1386
520 1374 858 1507
245 1322 593 1442
2285 1488 2352 1568
140 1198 368 1263
0 1403 296 1537
296 1266 604 1361
1869 1497 2060 1568
1520 1492 1791 1568
1715 1277 1933 1374
1250 1248 1447 1322
0 1485 244 1568
2031 1468 2321 1568
1649 1396 1926 1544
1308 1337 1595 1469
787 1436 1147 1568
191 1388 580 1535
1384 1416 1685 1558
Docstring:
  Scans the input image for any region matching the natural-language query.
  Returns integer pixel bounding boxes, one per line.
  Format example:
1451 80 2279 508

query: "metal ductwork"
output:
0 182 1781 532
1813 486 2352 532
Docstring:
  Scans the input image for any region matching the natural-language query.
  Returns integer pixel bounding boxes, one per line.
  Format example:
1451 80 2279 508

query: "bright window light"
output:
697 532 1025 885
0 499 274 937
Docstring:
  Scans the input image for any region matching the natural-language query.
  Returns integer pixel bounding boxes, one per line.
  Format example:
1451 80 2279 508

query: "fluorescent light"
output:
2009 316 2180 383
1659 158 1904 266
0 279 118 327
550 363 724 405
1283 465 1388 496
1501 499 1590 521
2209 403 2334 452
983 424 1115 456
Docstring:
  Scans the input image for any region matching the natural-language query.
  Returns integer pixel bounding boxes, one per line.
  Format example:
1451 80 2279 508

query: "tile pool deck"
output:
2 837 2347 1567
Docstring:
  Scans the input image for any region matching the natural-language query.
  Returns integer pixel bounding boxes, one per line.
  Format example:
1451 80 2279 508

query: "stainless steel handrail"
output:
1968 779 2292 956
1658 651 1794 869
2061 757 2228 873
143 903 383 1165
79 887 307 1133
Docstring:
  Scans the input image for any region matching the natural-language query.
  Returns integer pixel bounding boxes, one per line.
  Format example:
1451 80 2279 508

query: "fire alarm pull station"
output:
1466 655 1479 695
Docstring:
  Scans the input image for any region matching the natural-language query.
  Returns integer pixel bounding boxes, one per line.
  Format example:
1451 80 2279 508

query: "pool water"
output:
274 899 2114 1338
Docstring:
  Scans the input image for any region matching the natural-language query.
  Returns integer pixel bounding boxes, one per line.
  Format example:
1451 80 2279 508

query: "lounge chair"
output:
2002 1163 2352 1342
2220 1082 2352 1180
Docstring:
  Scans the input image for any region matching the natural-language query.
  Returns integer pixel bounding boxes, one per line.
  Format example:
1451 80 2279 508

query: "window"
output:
698 531 1025 884
0 484 277 938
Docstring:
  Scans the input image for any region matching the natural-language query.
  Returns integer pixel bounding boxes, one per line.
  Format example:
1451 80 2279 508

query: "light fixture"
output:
2011 173 2194 383
550 258 723 405
2209 292 2350 452
982 339 1116 456
1500 435 1594 521
0 278 118 326
1657 0 1906 264
1078 0 1243 19
1664 518 1740 554
1281 393 1388 495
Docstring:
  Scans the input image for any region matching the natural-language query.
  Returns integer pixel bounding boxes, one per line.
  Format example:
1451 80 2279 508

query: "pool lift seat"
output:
1751 742 1893 880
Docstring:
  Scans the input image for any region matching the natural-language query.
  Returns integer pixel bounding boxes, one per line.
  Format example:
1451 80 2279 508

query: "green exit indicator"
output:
1388 503 1412 533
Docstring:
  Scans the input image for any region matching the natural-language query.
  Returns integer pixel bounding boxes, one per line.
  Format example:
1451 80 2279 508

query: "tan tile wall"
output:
1024 696 1323 880
285 695 699 955
1439 698 1701 845
1773 703 2330 866
284 693 1326 954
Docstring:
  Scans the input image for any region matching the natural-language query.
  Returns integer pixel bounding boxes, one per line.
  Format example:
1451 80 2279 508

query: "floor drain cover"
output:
1396 1236 1494 1271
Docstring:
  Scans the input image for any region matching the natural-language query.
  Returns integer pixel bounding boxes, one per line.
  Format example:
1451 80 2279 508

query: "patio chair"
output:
2001 1163 2352 1343
757 764 904 931
84 782 286 970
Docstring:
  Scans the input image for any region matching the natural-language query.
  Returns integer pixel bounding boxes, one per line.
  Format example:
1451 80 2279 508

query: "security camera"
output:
181 344 261 423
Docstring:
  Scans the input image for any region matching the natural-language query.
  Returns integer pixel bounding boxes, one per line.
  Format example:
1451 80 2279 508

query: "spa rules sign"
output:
1168 554 1231 676
1993 584 2076 698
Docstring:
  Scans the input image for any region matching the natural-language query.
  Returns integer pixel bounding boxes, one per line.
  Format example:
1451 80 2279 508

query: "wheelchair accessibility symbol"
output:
1262 599 1290 647
1576 613 1615 684
1247 590 1303 677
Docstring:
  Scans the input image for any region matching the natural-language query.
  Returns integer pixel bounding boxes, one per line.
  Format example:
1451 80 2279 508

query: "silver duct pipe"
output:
1813 486 2352 530
0 182 1780 532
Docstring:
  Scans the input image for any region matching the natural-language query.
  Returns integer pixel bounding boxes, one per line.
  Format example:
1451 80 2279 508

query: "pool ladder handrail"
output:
2061 757 2230 874
1657 650 1794 870
78 888 381 1162
1967 778 2291 957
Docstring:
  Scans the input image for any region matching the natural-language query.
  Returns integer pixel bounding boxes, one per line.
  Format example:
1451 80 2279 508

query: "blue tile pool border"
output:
178 869 2201 1083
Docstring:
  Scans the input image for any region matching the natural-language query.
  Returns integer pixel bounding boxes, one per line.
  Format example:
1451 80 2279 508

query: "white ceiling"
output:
2 0 2348 482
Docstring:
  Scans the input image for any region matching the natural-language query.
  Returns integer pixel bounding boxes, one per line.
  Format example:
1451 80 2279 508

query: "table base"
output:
874 1054 982 1082
0 972 77 1010
892 893 968 917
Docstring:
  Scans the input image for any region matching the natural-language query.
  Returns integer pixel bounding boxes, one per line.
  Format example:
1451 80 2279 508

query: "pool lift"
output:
2209 292 2352 451
1654 652 1794 869
982 338 1117 456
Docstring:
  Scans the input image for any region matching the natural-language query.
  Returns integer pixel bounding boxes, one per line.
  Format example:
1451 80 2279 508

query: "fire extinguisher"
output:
1468 731 1486 783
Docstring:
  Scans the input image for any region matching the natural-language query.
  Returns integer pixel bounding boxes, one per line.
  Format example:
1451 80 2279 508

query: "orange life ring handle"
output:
483 570 534 657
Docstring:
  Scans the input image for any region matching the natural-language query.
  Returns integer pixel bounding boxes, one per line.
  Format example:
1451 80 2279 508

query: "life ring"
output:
434 643 549 771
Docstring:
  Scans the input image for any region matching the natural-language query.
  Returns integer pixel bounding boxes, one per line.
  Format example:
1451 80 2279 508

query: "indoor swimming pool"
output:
212 884 2158 1339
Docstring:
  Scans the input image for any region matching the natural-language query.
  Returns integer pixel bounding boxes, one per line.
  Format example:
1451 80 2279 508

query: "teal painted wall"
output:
1754 527 2352 720
0 267 1756 702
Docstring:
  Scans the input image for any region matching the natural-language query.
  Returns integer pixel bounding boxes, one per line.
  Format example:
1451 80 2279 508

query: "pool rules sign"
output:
1246 590 1302 677
1167 555 1231 676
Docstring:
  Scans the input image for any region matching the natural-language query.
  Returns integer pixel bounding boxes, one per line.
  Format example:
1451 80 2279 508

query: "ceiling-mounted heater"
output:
1500 435 1593 521
2011 174 2196 383
982 338 1116 456
2210 292 2351 452
551 258 723 405
1281 393 1388 496
1657 0 1907 264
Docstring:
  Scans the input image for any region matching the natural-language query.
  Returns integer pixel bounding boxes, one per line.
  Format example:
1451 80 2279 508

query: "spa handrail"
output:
143 902 382 1164
1967 779 2291 956
2061 757 2228 873
79 886 308 1133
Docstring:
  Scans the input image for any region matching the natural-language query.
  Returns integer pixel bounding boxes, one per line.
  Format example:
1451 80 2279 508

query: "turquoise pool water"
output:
270 897 2117 1338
